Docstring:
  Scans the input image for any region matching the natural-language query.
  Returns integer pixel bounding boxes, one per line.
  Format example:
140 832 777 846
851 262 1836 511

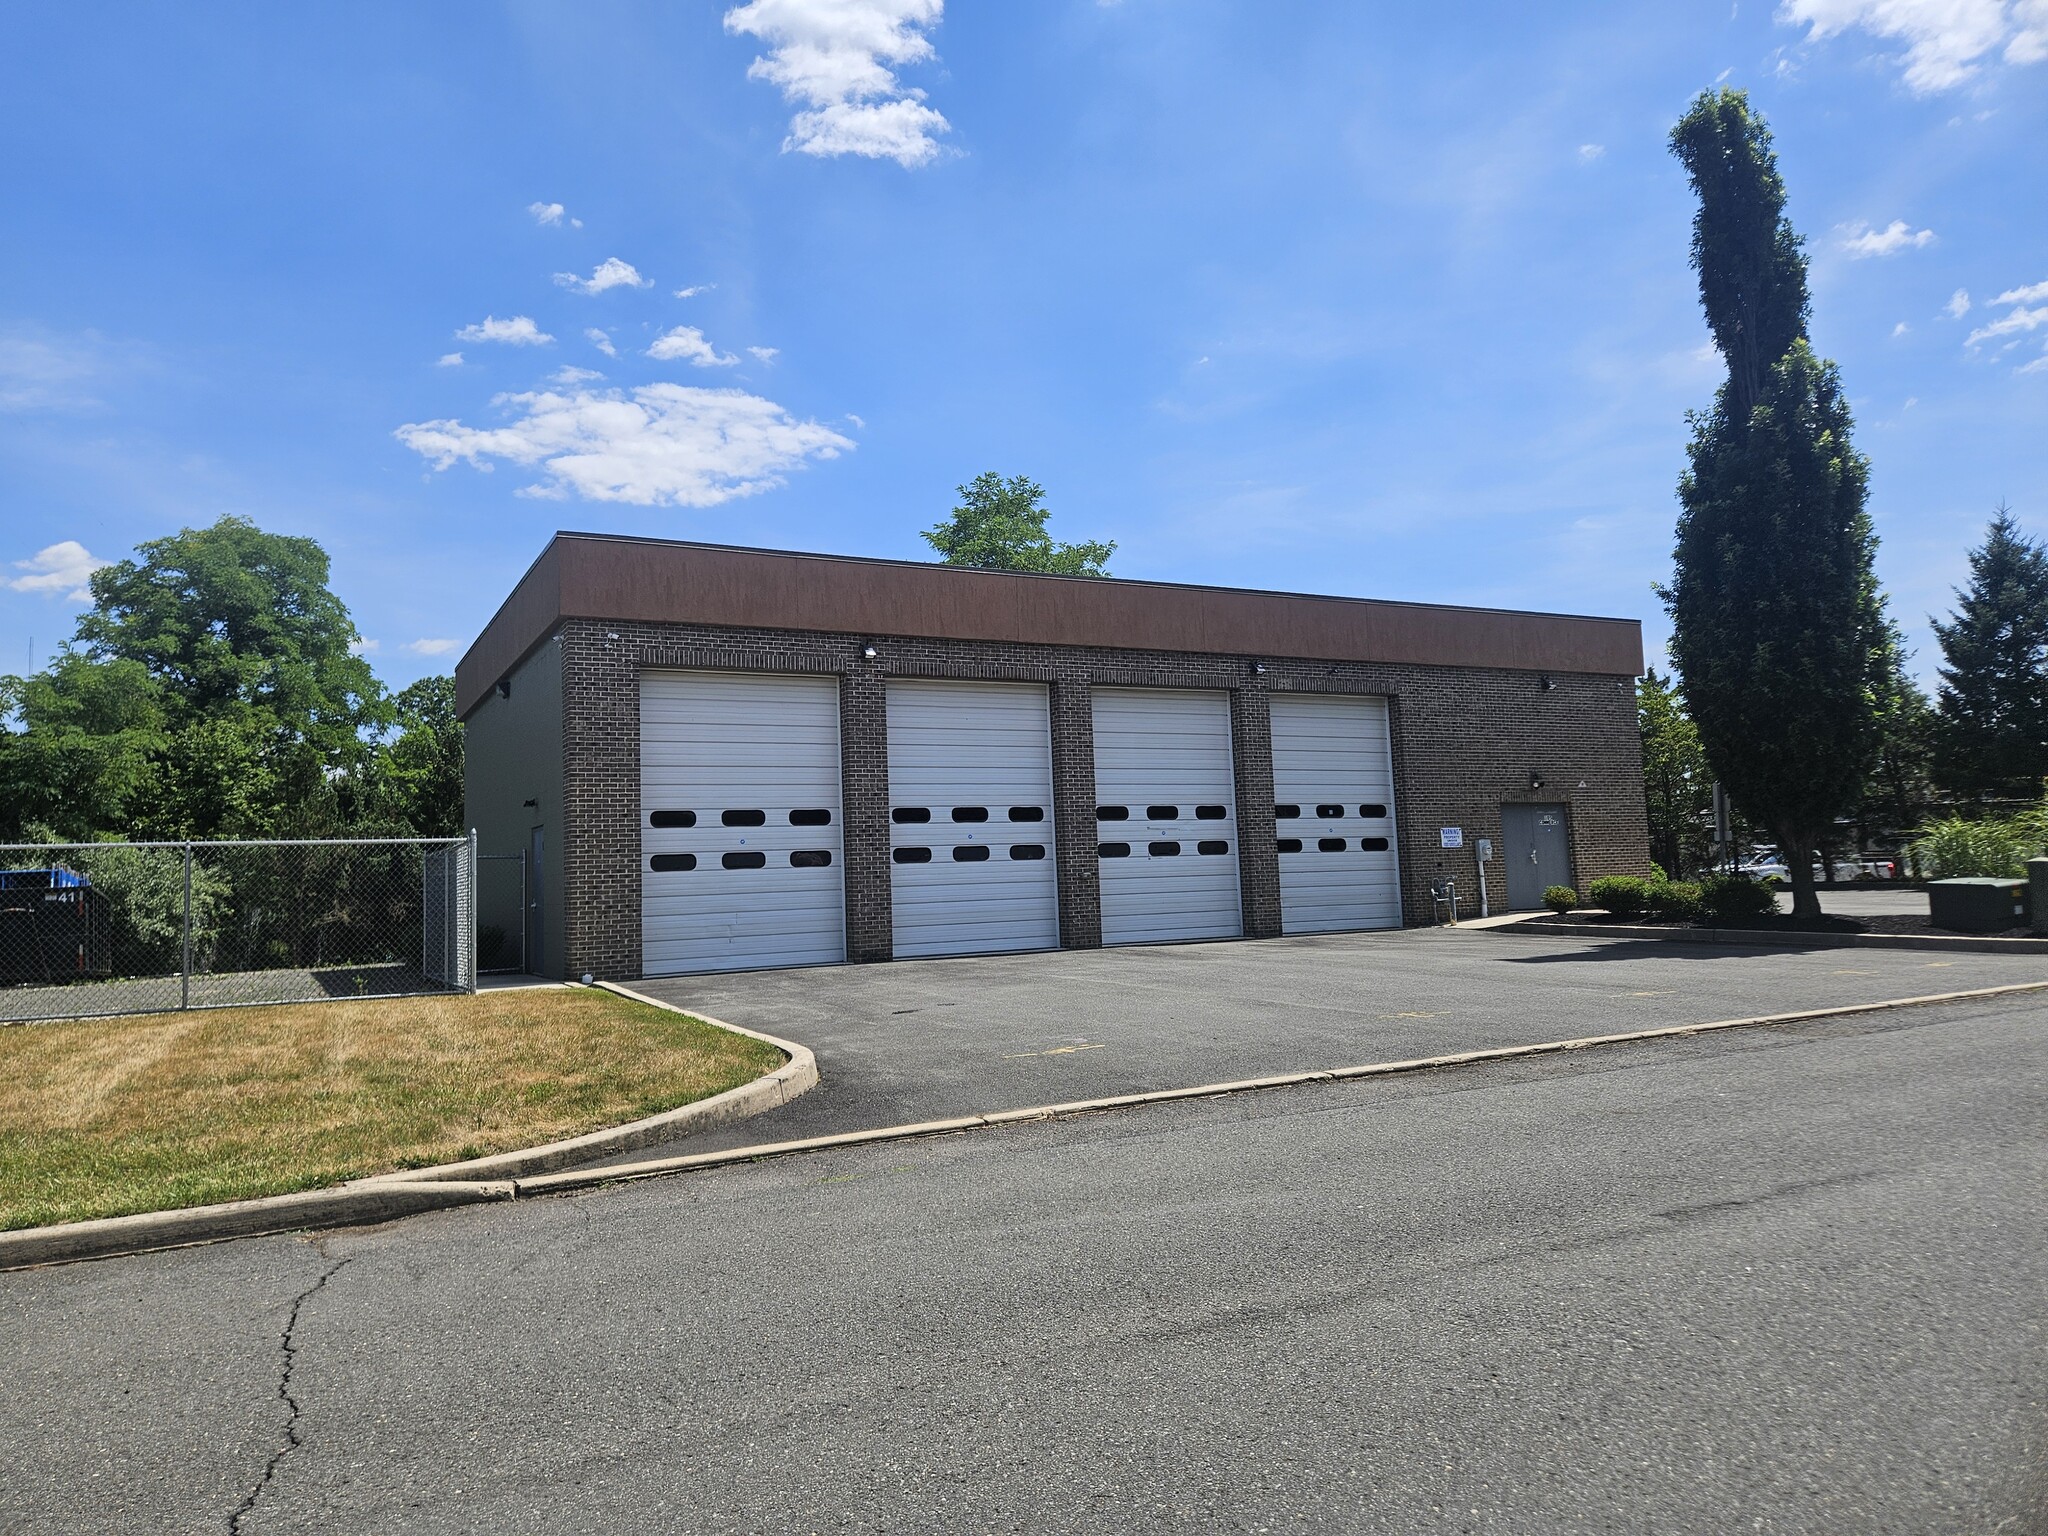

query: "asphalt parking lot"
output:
616 922 2048 1162
7 990 2042 1533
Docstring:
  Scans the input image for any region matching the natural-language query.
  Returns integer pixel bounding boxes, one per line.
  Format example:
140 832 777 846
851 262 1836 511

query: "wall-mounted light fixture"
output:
1529 772 1544 791
522 798 538 809
863 644 878 659
1251 661 1266 676
1539 675 1556 691
497 678 511 700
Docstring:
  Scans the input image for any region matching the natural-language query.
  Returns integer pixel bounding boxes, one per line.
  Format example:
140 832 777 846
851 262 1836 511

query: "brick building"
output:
458 533 1650 980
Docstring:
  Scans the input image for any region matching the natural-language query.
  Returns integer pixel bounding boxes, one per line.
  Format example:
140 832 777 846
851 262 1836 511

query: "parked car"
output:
1736 852 1861 883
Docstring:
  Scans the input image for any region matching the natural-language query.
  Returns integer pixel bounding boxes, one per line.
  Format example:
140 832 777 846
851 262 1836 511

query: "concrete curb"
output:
359 983 818 1184
12 976 2042 1269
1506 919 2048 954
0 1180 515 1271
0 983 816 1271
501 976 2048 1200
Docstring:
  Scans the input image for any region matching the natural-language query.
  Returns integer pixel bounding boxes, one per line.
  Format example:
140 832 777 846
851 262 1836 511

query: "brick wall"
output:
555 618 1651 979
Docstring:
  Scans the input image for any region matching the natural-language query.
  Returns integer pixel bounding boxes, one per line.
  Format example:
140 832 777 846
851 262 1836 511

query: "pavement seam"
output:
507 976 2048 1199
227 1254 351 1535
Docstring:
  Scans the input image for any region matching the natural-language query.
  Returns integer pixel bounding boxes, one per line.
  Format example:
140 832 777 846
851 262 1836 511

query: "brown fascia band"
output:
455 534 1645 718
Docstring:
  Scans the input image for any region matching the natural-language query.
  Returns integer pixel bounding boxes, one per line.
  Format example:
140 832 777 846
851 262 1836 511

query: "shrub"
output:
1587 875 1655 918
1645 880 1702 920
1697 873 1777 923
1909 814 2037 880
1542 885 1578 915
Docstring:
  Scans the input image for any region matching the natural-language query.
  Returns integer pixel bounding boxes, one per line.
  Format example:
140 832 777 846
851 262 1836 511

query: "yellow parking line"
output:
1001 1042 1108 1059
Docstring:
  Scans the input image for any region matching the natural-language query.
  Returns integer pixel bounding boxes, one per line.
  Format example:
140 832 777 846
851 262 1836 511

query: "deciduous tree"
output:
1637 668 1713 879
923 473 1114 576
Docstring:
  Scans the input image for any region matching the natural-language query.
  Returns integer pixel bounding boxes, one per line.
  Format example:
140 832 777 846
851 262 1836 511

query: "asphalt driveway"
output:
611 924 2048 1165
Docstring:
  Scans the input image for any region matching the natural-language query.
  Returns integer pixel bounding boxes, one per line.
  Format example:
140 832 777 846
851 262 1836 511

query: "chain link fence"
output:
0 835 475 1025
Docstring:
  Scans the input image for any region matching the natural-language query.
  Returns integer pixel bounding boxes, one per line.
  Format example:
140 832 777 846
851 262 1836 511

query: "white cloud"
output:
437 352 464 367
648 325 740 367
2012 0 2048 59
1967 302 2048 345
349 637 380 656
395 383 856 506
528 201 566 226
585 328 618 357
1946 288 1973 317
845 411 866 429
0 331 108 412
551 365 605 385
675 284 715 298
1837 218 1936 257
1994 277 2048 304
747 345 780 363
1576 143 1605 162
723 0 951 167
2019 348 2048 373
7 540 111 602
456 315 553 346
405 638 460 657
1778 0 2048 91
554 257 651 295
1892 320 1911 335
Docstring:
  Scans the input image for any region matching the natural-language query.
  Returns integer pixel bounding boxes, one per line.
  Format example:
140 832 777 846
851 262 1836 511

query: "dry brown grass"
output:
0 988 785 1229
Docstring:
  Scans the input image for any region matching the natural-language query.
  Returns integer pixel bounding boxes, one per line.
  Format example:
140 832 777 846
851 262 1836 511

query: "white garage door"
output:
887 681 1059 959
640 671 845 975
1092 688 1242 945
1270 693 1401 934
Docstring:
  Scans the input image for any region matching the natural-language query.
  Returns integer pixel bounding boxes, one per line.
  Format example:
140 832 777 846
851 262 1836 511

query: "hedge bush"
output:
1586 875 1655 918
1697 873 1777 923
1644 880 1702 920
1542 885 1578 915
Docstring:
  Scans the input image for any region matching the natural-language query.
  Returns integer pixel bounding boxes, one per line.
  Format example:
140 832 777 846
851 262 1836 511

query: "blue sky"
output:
2 0 2043 693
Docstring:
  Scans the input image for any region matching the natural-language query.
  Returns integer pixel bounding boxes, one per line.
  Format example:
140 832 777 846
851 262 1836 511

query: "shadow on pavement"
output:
1496 940 1850 962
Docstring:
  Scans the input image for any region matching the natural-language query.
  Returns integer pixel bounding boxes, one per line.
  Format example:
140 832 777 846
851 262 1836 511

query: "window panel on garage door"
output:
1269 693 1400 934
640 671 845 975
1091 688 1242 945
887 680 1058 958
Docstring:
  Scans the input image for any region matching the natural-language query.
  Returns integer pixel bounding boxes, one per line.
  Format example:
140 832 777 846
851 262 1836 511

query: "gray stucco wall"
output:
462 636 565 977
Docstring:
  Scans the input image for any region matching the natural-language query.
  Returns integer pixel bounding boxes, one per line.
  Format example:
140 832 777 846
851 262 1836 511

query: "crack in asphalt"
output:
226 1254 352 1534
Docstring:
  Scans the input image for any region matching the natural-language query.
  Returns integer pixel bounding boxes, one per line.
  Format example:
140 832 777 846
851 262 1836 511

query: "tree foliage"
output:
1661 89 1890 920
0 516 461 843
1860 637 1936 840
923 473 1115 577
357 676 465 836
1637 668 1713 879
1930 506 2048 800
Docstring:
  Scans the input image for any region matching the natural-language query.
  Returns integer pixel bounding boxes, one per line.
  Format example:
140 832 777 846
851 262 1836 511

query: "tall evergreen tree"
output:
1662 90 1890 919
1930 506 2048 800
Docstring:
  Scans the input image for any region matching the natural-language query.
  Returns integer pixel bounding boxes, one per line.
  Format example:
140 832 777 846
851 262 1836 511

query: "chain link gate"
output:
0 834 477 1025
